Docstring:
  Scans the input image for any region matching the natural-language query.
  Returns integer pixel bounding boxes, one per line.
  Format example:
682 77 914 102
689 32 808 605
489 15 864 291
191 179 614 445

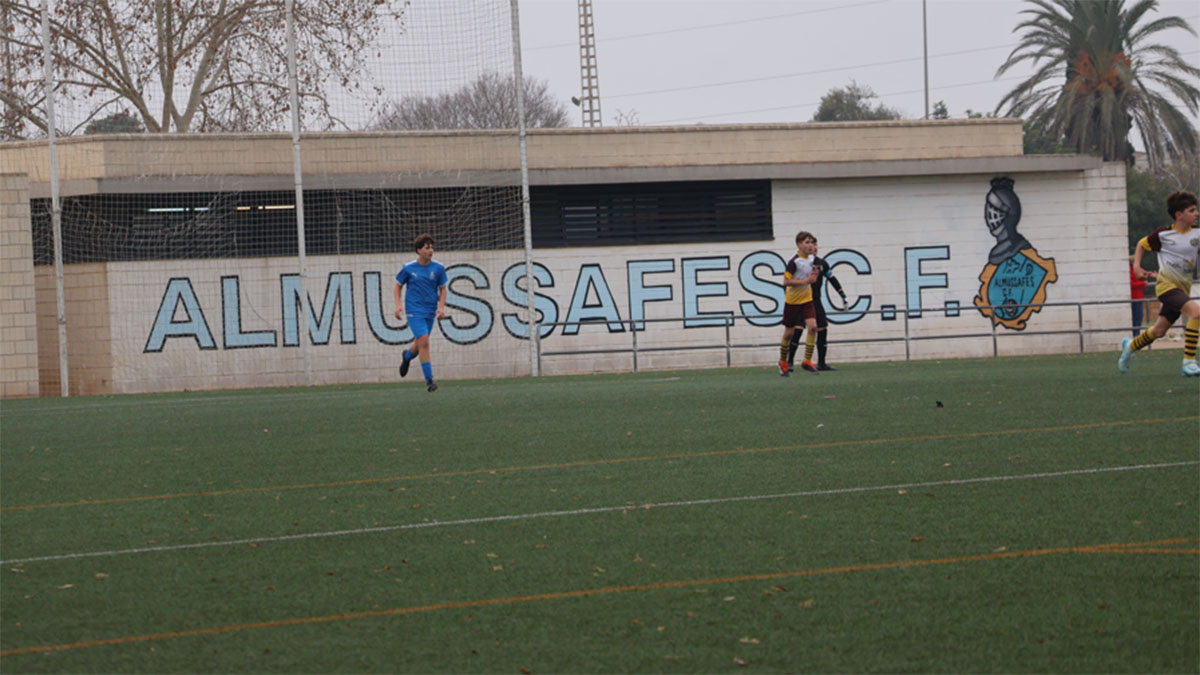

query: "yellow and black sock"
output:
804 331 816 363
780 337 790 364
1185 318 1199 361
1130 329 1156 351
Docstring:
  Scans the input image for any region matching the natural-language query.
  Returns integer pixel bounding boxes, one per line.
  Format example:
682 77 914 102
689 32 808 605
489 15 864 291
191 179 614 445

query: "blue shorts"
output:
408 313 436 339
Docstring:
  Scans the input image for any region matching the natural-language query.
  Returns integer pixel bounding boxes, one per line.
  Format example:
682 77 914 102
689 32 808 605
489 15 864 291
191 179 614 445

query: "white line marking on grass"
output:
4 461 1195 565
0 388 386 415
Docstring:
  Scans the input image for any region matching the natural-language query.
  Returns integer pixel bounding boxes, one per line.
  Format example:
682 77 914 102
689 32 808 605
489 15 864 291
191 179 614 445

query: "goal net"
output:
26 0 531 394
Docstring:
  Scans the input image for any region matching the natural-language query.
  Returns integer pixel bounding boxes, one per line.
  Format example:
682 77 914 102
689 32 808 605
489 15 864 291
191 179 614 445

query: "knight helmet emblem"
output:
973 177 1058 330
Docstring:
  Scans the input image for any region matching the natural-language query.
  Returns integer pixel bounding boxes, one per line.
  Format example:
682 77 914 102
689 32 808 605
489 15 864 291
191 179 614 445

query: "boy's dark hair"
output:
414 234 435 252
1166 191 1198 219
795 231 816 245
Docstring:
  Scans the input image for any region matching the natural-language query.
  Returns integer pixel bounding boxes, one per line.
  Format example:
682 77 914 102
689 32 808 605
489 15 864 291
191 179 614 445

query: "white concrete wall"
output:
772 163 1129 361
76 163 1128 394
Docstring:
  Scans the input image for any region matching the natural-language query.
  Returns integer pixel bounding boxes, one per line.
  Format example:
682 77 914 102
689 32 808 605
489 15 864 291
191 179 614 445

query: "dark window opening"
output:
30 180 773 264
530 180 772 247
31 187 524 265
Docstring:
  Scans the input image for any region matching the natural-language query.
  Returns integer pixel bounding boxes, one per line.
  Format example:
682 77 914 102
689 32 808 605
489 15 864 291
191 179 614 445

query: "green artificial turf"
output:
1 351 1197 673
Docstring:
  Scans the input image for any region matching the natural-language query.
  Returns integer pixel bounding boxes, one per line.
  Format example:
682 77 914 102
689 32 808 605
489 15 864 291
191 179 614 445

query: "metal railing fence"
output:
535 297 1194 373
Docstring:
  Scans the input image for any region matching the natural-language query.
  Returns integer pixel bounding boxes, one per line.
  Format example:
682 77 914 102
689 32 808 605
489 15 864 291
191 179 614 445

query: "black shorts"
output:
1157 288 1193 324
813 299 828 329
782 302 816 327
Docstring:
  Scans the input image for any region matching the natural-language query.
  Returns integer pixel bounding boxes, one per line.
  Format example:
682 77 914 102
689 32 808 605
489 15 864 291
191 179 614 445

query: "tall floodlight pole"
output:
577 0 602 127
922 0 930 119
285 0 312 385
41 0 68 397
510 0 539 376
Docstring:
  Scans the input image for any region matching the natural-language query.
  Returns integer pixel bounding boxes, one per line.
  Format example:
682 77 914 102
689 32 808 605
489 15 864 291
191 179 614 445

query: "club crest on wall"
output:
973 177 1057 330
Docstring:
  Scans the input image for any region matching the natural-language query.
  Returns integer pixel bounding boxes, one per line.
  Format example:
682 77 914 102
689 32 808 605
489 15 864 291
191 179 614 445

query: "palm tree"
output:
995 0 1199 168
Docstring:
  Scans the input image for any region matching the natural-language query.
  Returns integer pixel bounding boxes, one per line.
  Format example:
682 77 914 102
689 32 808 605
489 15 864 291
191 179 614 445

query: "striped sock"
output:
1130 329 1156 352
780 337 790 363
1185 318 1199 361
804 331 816 363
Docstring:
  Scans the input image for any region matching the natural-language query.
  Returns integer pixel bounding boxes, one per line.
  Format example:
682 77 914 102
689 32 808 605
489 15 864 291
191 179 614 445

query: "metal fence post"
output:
725 316 732 368
1077 304 1085 353
631 320 638 372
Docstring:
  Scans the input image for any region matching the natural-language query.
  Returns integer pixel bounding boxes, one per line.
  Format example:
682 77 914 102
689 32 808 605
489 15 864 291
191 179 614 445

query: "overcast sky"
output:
515 0 1200 136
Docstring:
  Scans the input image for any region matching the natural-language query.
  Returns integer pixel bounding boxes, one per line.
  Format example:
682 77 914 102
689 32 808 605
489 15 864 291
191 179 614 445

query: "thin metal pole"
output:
511 0 539 376
631 320 638 372
285 0 312 385
922 0 929 120
41 0 68 397
725 317 732 367
1077 303 1084 353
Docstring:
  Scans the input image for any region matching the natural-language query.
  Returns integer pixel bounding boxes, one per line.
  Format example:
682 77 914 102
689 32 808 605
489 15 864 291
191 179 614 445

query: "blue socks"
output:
402 349 433 385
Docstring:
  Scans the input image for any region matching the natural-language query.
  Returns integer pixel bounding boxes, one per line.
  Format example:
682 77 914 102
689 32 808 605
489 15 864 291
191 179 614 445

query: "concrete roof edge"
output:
0 117 1026 148
33 154 1103 198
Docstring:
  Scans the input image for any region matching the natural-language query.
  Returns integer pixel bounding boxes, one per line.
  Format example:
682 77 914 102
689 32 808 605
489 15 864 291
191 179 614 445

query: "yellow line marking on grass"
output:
1094 548 1200 554
4 415 1197 512
3 537 1195 657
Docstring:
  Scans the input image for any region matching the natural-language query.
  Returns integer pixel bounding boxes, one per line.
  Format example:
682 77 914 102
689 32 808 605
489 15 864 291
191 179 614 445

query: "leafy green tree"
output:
812 81 902 122
84 112 145 135
930 101 949 119
1125 166 1176 265
1022 121 1075 154
995 0 1199 169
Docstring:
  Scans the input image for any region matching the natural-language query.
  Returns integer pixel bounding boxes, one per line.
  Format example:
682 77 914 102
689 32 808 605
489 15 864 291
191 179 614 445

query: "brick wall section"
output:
0 174 38 397
34 263 114 396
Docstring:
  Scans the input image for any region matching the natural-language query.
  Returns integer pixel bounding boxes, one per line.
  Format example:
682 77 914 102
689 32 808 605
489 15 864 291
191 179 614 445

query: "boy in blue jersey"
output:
395 234 448 391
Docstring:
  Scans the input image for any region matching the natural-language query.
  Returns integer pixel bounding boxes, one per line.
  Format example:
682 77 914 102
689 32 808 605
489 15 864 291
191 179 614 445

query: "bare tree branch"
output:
372 73 570 131
0 0 410 136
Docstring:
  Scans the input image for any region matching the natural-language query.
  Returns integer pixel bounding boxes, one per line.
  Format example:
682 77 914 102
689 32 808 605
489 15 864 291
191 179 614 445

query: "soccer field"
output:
1 350 1197 673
